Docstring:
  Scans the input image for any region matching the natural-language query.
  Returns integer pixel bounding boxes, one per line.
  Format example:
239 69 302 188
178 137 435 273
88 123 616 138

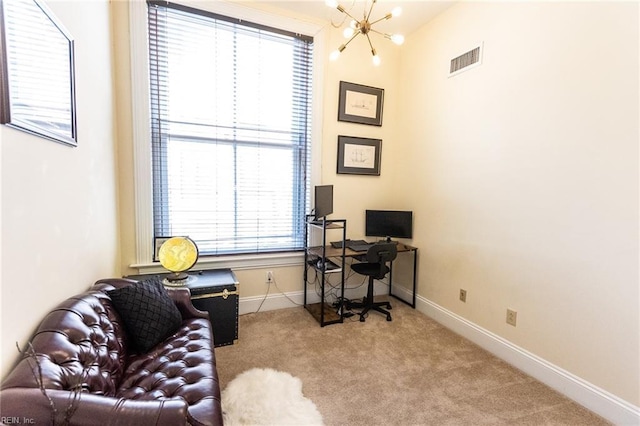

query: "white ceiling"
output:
260 1 455 36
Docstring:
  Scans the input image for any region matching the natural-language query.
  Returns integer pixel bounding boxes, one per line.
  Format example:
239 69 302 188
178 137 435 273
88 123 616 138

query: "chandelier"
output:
326 0 405 66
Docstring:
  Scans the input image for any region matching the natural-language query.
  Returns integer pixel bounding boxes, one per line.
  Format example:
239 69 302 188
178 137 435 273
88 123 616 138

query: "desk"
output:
308 243 418 308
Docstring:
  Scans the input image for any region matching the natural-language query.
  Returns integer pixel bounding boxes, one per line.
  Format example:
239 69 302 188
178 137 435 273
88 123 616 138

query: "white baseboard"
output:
238 281 385 315
239 289 316 315
239 286 640 425
398 286 640 426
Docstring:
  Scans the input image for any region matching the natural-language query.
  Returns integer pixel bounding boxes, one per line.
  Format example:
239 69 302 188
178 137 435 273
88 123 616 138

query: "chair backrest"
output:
366 242 398 264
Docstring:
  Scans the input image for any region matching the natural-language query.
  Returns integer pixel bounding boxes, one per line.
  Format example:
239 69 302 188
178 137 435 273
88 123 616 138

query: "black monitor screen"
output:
314 185 333 220
365 210 413 239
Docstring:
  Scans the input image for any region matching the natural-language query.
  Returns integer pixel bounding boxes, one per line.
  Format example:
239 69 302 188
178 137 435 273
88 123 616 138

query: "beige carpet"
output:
215 299 609 425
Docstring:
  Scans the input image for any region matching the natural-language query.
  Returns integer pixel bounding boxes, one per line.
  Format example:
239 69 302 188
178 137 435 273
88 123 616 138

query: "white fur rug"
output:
222 368 324 426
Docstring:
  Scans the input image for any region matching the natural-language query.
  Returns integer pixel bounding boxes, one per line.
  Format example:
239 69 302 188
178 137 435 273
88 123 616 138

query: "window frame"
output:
128 1 325 273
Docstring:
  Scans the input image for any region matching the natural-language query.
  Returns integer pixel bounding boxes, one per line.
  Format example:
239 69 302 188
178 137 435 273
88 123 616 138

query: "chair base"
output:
348 278 392 322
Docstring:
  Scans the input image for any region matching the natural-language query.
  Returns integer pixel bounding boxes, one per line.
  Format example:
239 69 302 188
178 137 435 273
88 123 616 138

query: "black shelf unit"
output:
303 215 347 326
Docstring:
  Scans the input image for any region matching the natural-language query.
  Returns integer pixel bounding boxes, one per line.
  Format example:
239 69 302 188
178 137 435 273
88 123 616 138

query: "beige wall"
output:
398 2 639 406
0 0 119 376
321 28 403 230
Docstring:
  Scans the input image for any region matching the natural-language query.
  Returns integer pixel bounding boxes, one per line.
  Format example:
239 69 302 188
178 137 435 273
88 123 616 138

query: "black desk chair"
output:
348 242 398 322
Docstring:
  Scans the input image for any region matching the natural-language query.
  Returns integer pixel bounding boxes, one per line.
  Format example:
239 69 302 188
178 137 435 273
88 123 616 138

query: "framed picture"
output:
337 135 382 176
153 236 173 262
338 81 384 126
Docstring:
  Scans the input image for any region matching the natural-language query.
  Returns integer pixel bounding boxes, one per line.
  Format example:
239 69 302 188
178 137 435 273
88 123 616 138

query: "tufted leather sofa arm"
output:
0 388 190 425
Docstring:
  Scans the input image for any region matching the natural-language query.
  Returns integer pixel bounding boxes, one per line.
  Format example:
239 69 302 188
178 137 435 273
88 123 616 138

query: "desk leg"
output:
388 248 417 308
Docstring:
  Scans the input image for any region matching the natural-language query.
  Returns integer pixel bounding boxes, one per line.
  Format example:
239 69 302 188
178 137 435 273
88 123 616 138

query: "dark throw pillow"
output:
108 276 182 352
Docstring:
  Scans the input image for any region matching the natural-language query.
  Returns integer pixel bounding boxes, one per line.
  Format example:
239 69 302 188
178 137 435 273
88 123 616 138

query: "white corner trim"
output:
393 287 640 426
237 277 389 315
129 0 154 264
239 290 309 316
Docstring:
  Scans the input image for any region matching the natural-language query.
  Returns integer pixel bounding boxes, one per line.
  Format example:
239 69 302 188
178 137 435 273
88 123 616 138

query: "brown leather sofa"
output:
0 278 223 425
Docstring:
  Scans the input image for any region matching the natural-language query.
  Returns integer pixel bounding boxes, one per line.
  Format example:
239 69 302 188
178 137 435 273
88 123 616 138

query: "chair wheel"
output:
386 315 392 321
359 316 365 322
386 304 392 309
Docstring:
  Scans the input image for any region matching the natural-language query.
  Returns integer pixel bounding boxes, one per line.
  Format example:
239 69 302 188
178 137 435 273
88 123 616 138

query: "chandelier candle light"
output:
327 0 404 66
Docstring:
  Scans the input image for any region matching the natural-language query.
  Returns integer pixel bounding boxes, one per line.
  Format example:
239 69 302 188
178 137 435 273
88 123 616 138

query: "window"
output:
147 1 313 256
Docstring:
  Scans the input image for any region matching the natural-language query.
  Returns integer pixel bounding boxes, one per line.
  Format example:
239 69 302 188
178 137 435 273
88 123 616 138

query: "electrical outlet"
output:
266 271 274 284
506 309 517 326
459 289 467 303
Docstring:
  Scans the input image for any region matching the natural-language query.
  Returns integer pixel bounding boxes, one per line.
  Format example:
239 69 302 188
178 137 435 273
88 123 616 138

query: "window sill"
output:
130 250 305 275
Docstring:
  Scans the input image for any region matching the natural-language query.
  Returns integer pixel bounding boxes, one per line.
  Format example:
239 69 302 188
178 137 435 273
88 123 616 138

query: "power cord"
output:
252 280 271 314
271 275 303 307
248 264 386 316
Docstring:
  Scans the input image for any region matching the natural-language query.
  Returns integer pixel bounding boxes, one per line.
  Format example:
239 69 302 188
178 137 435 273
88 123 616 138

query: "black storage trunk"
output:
187 269 239 347
126 269 239 347
188 271 239 347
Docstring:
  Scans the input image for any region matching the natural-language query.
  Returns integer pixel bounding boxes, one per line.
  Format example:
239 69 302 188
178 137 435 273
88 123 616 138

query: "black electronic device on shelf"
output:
319 258 341 272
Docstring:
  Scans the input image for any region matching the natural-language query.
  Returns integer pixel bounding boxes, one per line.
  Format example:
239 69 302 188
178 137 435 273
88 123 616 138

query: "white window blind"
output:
147 1 313 257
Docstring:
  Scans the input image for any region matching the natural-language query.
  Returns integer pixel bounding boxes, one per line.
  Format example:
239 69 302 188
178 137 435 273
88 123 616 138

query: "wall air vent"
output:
449 44 483 77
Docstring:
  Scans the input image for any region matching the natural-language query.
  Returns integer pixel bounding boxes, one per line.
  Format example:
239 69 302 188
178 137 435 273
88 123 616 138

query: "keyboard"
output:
349 243 374 252
330 240 349 249
330 239 369 249
347 242 375 252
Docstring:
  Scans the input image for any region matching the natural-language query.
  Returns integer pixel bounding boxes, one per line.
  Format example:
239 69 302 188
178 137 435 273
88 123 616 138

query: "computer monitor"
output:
314 185 333 220
365 210 413 240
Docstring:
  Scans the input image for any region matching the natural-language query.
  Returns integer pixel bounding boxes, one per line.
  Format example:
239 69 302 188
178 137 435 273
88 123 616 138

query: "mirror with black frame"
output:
0 0 77 146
